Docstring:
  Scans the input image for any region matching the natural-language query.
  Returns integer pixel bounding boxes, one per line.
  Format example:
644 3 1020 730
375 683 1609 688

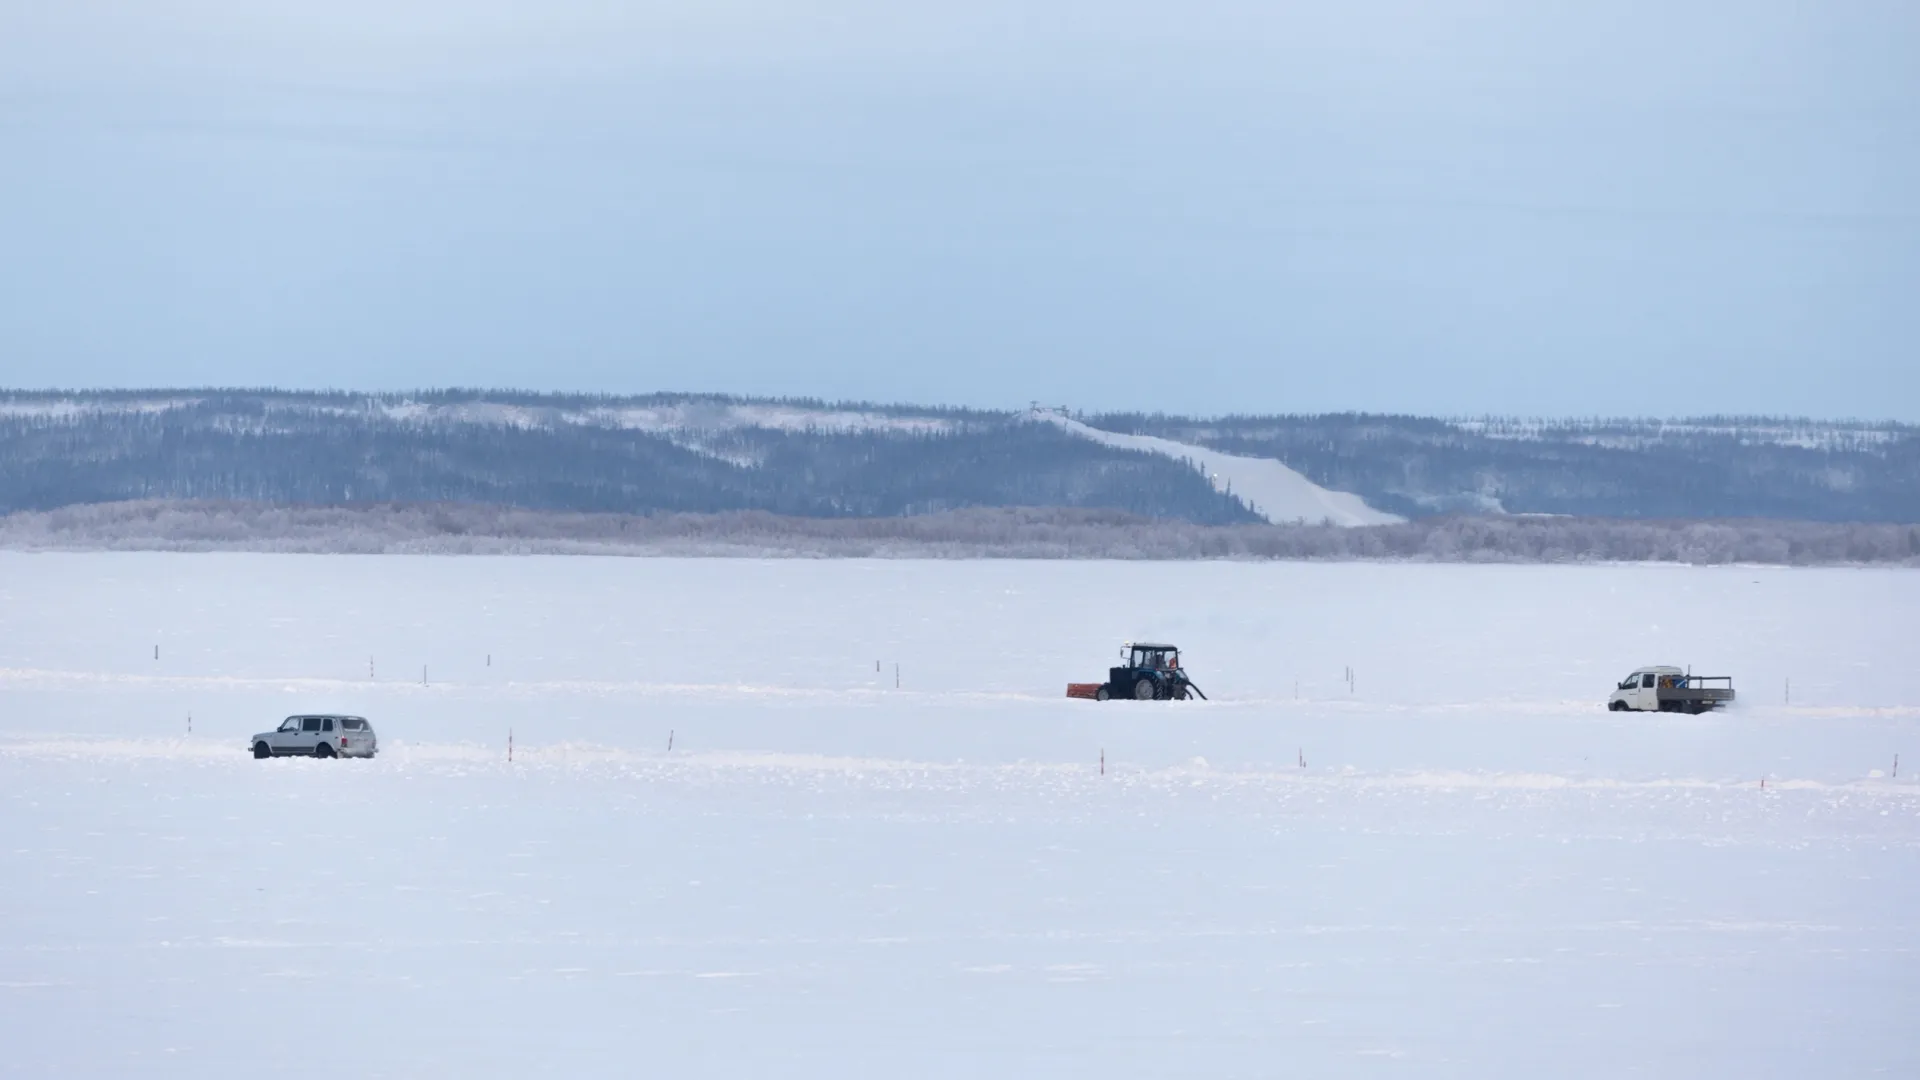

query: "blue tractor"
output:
1095 642 1206 701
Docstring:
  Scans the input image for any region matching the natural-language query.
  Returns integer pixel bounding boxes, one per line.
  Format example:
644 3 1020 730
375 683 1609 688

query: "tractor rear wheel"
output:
1133 677 1157 701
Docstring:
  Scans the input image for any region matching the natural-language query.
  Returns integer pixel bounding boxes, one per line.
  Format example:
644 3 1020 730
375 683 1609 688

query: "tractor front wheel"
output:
1095 686 1110 701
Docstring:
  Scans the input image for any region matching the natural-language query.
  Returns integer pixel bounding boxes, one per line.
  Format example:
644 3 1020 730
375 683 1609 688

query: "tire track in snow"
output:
6 734 1916 800
7 666 1916 720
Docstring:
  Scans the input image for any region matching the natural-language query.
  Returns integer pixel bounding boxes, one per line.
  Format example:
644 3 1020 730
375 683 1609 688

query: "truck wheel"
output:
314 743 335 759
1095 686 1110 701
1608 701 1626 712
253 742 271 759
1133 677 1157 701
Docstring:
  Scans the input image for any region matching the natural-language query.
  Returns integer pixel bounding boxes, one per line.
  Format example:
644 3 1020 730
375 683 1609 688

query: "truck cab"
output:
1610 666 1680 712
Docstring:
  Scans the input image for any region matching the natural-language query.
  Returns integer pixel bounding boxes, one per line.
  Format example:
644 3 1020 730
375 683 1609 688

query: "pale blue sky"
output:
2 1 1916 417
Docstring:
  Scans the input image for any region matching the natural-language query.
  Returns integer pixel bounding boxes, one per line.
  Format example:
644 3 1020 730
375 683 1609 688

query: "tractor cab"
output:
1126 644 1180 674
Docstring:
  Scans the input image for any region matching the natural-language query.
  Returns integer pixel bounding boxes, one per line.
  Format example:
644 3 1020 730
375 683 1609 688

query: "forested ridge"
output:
2 390 1914 524
0 392 1254 523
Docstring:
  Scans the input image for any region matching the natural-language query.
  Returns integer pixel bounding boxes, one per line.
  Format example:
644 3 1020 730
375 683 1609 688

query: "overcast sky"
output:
2 1 1916 418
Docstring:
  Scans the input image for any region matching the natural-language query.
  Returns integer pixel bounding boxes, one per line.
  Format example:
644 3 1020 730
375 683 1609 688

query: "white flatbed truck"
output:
1608 666 1734 713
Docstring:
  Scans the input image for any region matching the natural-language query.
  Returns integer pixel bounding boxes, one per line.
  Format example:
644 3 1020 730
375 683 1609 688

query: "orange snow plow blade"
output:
1066 683 1102 699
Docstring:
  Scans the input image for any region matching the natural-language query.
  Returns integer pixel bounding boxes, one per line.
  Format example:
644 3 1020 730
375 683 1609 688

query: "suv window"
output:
342 718 366 730
302 718 322 732
321 718 334 732
280 718 300 732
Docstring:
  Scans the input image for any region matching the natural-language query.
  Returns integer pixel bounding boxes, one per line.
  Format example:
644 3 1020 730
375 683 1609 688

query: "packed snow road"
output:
1 553 1916 1077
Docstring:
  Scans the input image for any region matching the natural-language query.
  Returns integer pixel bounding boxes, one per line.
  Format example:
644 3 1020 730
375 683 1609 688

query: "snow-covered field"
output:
2 553 1915 1077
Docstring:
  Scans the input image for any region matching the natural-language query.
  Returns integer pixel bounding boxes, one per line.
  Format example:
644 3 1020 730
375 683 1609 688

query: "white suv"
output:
250 714 378 759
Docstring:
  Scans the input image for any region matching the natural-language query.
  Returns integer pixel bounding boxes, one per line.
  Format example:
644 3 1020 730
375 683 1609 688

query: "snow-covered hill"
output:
1040 412 1403 526
0 393 1253 524
4 391 1914 522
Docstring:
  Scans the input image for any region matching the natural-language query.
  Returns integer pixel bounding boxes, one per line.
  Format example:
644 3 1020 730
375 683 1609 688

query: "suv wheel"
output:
313 742 335 759
253 742 271 759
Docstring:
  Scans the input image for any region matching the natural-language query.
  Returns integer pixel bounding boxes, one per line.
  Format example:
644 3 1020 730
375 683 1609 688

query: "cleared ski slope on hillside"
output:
1042 412 1403 526
2 554 1915 1078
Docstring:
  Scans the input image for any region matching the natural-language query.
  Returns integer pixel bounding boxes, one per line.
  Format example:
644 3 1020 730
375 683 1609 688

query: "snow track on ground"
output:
7 734 1916 800
1039 412 1403 525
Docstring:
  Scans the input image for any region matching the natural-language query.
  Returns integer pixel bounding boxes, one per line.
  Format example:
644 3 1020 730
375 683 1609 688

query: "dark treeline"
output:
1090 413 1920 522
0 396 1255 524
6 501 1917 565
